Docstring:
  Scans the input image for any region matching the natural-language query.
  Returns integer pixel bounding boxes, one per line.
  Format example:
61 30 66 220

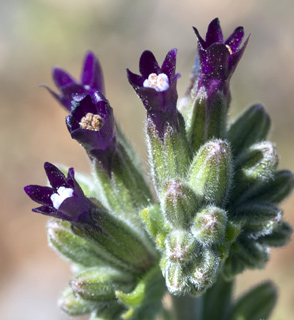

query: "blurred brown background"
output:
0 0 294 319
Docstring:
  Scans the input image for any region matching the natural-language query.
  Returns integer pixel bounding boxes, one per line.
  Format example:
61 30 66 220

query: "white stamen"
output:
50 186 74 209
84 85 91 90
143 73 169 92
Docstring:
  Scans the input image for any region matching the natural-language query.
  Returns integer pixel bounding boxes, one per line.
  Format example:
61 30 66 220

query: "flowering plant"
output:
25 18 293 320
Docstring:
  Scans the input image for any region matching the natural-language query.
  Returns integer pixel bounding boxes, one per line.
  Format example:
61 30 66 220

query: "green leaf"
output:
229 281 277 320
228 104 271 156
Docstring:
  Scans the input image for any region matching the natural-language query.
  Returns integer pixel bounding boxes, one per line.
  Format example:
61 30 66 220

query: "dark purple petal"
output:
24 185 54 206
33 205 56 215
205 43 230 76
225 26 244 53
46 52 105 111
161 49 177 79
192 27 206 49
127 69 144 88
206 18 223 46
44 162 68 191
52 68 75 90
228 35 249 74
81 51 105 93
139 51 161 78
58 196 93 222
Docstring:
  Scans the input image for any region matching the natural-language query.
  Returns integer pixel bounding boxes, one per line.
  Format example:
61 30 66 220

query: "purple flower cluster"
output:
25 18 248 225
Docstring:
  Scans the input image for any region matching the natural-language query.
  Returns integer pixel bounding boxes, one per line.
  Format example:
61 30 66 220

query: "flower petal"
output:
161 49 177 80
192 26 206 49
225 26 244 53
127 69 144 88
44 162 67 191
52 68 76 90
228 35 249 74
139 50 161 78
81 51 105 93
206 18 223 46
24 185 54 206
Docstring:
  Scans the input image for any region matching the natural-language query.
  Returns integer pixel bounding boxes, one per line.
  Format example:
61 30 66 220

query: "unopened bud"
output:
165 230 198 264
70 267 134 301
189 249 220 295
191 206 227 245
58 286 99 316
163 258 189 295
161 179 199 229
189 139 232 207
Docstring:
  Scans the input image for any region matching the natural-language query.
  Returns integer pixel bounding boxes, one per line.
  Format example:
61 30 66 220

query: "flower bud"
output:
233 141 279 202
58 286 99 316
228 104 271 156
161 179 199 229
165 230 198 264
188 139 232 207
162 258 189 295
189 249 220 296
191 206 227 245
70 267 134 301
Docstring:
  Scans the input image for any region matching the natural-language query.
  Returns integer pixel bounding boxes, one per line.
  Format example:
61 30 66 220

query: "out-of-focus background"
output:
1 0 293 319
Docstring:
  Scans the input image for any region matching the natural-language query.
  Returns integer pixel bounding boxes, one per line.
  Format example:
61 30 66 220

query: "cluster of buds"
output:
25 19 293 320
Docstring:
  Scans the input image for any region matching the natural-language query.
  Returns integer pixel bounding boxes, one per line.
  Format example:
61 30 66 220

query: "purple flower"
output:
43 51 104 111
24 162 95 223
193 18 249 98
127 49 181 135
66 92 116 171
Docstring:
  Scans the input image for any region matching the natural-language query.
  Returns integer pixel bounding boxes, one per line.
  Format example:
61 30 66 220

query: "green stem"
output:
170 277 234 320
171 295 202 320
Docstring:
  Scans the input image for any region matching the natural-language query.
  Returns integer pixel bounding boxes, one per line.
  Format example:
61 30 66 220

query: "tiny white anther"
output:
143 73 169 92
51 186 74 209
